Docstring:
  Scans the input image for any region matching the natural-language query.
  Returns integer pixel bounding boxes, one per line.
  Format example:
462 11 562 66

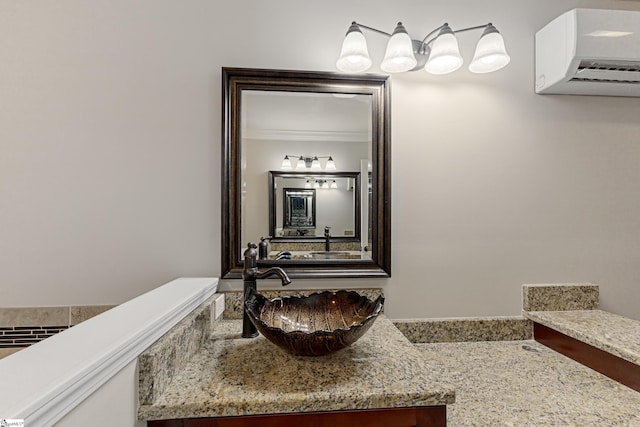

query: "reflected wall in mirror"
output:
222 68 390 278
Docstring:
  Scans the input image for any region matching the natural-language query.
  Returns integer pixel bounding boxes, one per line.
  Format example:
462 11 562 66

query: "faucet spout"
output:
255 267 292 285
242 243 292 338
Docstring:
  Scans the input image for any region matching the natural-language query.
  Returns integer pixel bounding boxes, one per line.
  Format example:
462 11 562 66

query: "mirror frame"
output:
221 67 391 279
269 171 361 242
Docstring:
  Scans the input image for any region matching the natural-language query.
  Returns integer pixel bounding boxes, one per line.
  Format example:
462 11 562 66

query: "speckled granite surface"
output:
417 340 640 426
269 241 361 252
525 309 640 366
394 317 532 343
138 316 455 421
223 288 384 320
522 283 599 311
138 294 218 406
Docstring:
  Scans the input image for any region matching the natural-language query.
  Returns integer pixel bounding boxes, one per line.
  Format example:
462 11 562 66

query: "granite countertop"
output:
267 250 370 260
417 340 640 426
525 309 640 366
138 316 455 421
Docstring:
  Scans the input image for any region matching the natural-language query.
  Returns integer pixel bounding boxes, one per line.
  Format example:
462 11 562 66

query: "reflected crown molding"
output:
244 128 371 143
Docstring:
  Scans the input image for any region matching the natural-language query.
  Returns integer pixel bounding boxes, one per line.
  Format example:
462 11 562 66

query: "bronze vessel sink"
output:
244 288 384 356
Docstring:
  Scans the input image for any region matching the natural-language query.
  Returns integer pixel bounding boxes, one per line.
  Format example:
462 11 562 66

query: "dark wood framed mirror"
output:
221 67 390 278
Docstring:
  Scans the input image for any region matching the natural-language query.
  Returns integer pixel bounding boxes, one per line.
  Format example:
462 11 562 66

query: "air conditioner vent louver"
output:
569 60 640 85
570 77 640 85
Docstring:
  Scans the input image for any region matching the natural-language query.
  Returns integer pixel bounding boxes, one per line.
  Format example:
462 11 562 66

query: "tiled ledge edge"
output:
394 317 533 344
0 305 116 328
0 305 116 354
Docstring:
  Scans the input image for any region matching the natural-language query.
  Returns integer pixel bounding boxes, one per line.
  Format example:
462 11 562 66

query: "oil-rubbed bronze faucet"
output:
242 243 291 338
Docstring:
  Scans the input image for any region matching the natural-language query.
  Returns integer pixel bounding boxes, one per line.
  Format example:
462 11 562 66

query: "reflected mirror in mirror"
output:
269 171 362 237
222 68 390 278
283 188 316 231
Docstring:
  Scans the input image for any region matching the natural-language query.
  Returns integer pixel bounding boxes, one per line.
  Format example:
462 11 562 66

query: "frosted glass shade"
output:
425 27 463 75
336 24 372 73
296 156 306 170
311 157 321 171
469 28 511 73
325 156 336 170
381 23 417 73
280 155 292 170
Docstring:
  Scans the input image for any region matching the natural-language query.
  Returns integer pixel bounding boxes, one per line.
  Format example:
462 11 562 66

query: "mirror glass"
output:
222 68 390 278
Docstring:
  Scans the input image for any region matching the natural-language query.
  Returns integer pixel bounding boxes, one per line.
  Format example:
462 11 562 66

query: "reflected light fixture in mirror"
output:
336 21 510 75
281 155 337 171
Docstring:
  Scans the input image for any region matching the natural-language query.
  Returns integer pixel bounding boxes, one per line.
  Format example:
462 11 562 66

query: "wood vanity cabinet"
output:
148 406 447 427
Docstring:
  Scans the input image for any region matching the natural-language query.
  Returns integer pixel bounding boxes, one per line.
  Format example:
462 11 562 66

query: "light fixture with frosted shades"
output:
280 155 337 171
336 21 510 75
307 179 338 190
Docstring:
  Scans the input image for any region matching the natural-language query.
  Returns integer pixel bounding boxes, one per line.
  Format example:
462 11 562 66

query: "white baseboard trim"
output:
0 277 219 427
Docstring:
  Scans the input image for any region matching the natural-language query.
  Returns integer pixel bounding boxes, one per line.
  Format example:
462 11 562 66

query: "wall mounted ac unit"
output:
535 8 640 96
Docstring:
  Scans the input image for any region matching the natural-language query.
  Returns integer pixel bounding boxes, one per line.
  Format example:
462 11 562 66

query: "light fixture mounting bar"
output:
352 22 392 38
353 22 494 47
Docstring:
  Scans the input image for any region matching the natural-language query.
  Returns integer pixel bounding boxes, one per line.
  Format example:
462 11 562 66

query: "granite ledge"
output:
416 340 640 426
138 316 454 421
522 283 599 311
524 309 640 366
394 316 532 343
138 293 220 406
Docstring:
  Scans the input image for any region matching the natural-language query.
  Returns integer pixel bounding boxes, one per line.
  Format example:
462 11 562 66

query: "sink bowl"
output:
244 288 384 356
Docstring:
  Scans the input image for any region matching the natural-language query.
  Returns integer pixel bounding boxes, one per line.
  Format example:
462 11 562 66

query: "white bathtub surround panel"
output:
0 277 218 427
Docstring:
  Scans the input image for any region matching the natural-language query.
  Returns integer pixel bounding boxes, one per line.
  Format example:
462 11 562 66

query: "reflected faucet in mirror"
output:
324 226 331 251
242 243 292 338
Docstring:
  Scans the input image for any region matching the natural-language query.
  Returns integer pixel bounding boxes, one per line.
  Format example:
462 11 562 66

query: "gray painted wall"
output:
1 0 640 320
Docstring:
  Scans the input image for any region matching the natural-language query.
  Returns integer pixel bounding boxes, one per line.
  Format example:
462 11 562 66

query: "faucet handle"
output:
244 243 259 268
